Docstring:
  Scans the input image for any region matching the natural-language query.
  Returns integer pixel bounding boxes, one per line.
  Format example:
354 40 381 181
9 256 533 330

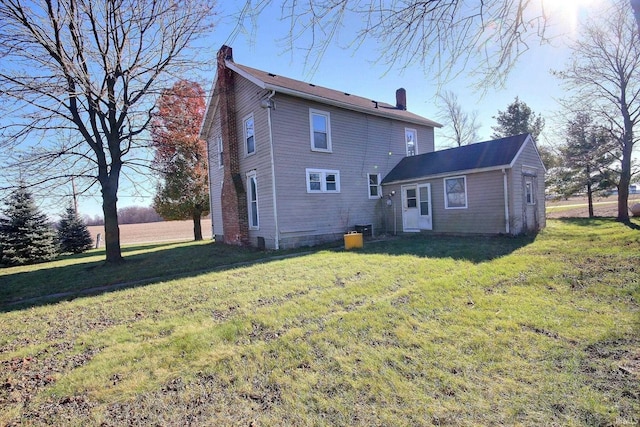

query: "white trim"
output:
305 168 341 193
382 164 512 186
243 113 256 156
368 173 381 199
309 108 332 152
405 128 418 156
444 175 468 209
247 170 259 230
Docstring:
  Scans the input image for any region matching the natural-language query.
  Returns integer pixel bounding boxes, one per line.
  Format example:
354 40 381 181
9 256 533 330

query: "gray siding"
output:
269 93 435 248
510 140 546 233
381 138 546 237
206 109 223 240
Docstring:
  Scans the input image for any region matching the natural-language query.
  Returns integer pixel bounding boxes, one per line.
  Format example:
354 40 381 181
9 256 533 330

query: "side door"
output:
402 185 420 232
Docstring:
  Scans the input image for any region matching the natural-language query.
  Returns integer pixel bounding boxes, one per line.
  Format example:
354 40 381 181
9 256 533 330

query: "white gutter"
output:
503 168 510 234
265 90 280 249
383 164 512 186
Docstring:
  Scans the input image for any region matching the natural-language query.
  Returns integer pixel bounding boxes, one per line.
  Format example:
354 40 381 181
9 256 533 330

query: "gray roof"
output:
227 62 442 128
382 134 531 184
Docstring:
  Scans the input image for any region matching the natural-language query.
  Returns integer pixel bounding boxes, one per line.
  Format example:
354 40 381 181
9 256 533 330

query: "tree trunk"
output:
193 209 203 241
617 124 633 222
587 178 594 218
101 177 123 263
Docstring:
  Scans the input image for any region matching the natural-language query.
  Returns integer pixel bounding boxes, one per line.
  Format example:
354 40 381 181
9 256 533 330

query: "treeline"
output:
83 206 163 226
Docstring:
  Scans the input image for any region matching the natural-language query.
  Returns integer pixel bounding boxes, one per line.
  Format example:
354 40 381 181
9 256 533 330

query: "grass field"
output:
1 218 639 426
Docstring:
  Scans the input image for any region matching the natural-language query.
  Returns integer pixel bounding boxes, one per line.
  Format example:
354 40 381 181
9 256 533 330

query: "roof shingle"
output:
382 134 531 184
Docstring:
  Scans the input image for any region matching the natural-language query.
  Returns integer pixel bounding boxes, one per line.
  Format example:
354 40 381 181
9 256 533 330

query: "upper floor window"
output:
217 136 224 168
310 109 332 152
243 114 255 155
405 128 417 156
368 173 381 199
444 176 467 209
306 168 340 193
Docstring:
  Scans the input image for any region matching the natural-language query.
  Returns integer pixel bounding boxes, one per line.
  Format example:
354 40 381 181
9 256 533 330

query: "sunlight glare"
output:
542 0 600 33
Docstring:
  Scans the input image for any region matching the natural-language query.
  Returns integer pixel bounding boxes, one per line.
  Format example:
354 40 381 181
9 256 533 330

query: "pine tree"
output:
0 186 58 266
491 97 545 140
58 206 94 254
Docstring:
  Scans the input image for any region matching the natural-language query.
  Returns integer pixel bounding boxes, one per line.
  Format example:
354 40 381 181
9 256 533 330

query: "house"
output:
200 46 545 249
381 134 546 235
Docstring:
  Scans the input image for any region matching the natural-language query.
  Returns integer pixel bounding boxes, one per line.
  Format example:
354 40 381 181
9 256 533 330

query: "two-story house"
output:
200 46 545 249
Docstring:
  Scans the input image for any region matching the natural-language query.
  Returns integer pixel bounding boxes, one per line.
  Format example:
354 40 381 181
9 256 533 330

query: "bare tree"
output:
0 0 216 263
437 90 480 147
236 1 640 88
555 0 640 222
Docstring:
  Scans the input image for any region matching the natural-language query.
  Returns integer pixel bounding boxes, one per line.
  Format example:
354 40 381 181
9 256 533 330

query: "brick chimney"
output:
396 88 406 110
217 45 250 246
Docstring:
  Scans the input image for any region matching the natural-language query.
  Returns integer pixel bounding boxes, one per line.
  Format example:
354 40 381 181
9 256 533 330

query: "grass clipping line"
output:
0 218 639 426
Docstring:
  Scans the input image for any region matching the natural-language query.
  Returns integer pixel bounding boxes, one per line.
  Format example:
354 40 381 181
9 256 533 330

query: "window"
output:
306 168 340 193
405 128 418 156
405 188 417 208
217 136 224 168
244 114 255 155
419 186 430 215
444 176 467 209
247 171 259 229
310 109 332 152
525 180 535 205
368 173 381 198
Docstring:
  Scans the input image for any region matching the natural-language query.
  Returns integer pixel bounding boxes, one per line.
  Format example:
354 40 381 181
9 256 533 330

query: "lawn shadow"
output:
352 232 537 262
552 216 640 230
1 233 538 312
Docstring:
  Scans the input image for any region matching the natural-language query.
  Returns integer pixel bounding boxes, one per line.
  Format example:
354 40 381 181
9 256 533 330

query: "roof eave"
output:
382 164 513 186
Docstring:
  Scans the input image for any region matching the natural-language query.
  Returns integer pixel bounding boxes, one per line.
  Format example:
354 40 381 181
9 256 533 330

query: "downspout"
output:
206 136 215 241
266 90 280 249
503 168 510 234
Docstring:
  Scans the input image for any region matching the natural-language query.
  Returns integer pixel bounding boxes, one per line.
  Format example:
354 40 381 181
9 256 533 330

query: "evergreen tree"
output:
0 186 58 266
58 206 94 254
491 97 545 140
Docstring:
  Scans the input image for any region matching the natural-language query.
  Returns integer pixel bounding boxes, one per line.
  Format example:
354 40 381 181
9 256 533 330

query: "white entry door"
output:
402 184 432 232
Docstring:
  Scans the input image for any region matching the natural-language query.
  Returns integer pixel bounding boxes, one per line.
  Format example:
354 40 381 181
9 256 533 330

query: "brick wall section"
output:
217 46 250 245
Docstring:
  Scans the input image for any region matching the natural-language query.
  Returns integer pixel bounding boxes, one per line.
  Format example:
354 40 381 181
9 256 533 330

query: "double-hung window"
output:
405 128 418 156
368 173 381 198
217 136 224 168
306 168 340 193
525 179 535 205
247 171 259 229
444 176 467 209
244 114 255 155
309 109 332 152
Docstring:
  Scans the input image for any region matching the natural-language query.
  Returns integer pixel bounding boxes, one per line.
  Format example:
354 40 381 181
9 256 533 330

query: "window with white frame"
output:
309 109 332 152
525 179 535 205
243 114 255 155
217 136 224 168
306 168 340 193
247 171 259 229
405 128 418 156
368 173 381 198
444 176 467 209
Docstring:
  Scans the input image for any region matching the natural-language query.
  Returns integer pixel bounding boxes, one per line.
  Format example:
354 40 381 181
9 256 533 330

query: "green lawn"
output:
1 218 638 426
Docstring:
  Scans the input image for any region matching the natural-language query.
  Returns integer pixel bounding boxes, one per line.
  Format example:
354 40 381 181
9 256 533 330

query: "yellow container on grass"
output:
344 231 363 250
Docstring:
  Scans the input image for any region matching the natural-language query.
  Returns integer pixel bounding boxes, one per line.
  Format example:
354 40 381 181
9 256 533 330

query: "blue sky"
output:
72 1 607 217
